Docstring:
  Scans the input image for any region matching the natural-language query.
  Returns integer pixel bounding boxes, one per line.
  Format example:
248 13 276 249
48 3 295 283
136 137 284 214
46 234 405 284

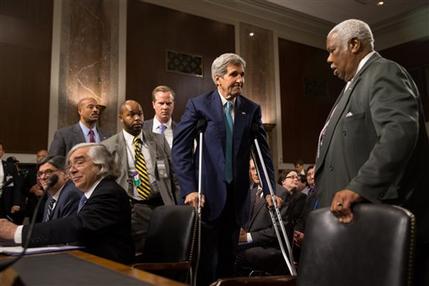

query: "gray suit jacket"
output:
102 130 177 206
42 180 82 221
315 52 429 240
48 123 108 157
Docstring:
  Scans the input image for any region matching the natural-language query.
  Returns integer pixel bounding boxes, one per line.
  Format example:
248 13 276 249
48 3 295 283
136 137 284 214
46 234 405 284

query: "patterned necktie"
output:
133 137 151 200
224 101 233 183
44 198 56 222
77 195 88 213
159 124 166 134
88 129 96 143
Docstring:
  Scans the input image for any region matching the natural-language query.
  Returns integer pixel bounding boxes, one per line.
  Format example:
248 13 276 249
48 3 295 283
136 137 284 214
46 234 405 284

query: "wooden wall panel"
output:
278 38 342 164
126 1 235 122
0 0 53 153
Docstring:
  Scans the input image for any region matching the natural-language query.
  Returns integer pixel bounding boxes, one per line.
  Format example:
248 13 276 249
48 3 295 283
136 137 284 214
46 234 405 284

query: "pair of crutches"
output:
192 119 297 284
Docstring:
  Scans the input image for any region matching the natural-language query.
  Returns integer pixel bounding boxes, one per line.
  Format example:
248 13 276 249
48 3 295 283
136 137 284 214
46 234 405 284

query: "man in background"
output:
49 97 109 157
143 85 176 148
0 142 23 223
102 100 177 253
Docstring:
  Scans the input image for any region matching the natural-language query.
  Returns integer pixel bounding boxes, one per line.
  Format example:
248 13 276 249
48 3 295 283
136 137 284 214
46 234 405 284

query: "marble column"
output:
50 0 121 141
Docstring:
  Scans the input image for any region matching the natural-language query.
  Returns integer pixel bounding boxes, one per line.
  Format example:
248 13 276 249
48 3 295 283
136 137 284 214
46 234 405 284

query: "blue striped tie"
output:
224 101 233 183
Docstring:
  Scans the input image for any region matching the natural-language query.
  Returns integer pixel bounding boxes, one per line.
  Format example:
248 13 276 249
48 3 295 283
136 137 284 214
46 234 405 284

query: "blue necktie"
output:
224 101 233 183
77 195 88 213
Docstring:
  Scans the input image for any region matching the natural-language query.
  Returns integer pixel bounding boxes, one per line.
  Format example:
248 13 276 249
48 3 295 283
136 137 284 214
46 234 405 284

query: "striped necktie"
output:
88 129 96 143
133 137 151 200
224 101 233 183
44 197 56 222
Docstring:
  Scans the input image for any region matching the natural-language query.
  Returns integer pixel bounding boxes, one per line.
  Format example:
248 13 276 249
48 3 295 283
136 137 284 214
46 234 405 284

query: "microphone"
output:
196 118 207 133
0 174 59 272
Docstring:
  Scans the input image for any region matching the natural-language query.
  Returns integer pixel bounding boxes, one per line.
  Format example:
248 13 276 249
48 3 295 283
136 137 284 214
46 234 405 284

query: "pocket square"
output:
345 112 353 117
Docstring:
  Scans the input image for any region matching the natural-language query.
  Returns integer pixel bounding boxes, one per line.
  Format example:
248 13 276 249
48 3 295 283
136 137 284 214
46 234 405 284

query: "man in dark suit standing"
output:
172 53 275 285
102 100 177 253
37 156 82 222
315 19 429 285
48 97 109 157
0 143 134 264
143 85 176 148
0 142 23 223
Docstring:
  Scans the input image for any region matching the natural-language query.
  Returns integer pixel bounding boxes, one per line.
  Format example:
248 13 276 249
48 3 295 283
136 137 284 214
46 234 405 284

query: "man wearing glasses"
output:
37 155 82 222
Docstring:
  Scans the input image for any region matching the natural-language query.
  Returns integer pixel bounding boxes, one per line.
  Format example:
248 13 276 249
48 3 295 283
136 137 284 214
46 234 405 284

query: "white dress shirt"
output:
152 117 173 148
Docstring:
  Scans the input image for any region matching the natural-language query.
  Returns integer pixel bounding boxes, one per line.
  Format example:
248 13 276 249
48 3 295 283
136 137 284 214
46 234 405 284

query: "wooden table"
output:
1 250 187 286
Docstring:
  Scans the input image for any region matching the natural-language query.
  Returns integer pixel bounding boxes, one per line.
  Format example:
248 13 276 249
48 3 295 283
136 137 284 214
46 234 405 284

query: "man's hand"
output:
184 192 205 209
239 228 248 243
265 194 283 208
293 230 304 247
330 189 362 223
30 183 44 197
10 205 21 213
0 219 18 240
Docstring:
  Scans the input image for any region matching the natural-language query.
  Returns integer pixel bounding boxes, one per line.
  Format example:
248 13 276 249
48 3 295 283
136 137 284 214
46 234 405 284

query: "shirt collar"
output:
351 51 376 82
79 121 97 135
153 117 172 129
83 176 104 199
217 89 236 107
123 129 143 145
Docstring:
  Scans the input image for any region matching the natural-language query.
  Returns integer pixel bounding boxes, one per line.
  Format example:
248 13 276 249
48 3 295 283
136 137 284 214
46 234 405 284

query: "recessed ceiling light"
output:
249 32 255 37
377 1 384 6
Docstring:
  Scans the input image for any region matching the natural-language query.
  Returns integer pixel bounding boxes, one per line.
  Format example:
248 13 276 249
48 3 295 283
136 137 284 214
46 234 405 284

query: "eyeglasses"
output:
285 175 299 180
37 169 57 178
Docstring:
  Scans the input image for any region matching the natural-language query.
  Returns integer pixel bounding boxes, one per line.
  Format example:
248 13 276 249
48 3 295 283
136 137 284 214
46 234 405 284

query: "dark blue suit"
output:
42 180 82 222
172 89 274 284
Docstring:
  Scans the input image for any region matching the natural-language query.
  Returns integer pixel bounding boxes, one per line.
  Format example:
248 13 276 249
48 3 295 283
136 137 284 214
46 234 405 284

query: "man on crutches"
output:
172 53 278 286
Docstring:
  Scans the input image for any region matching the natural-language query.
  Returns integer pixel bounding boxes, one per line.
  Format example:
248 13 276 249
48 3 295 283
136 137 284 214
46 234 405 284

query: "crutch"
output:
192 118 207 286
251 138 297 276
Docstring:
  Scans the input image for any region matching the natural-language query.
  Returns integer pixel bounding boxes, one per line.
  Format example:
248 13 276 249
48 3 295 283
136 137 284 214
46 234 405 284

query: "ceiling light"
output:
249 32 255 37
377 1 384 6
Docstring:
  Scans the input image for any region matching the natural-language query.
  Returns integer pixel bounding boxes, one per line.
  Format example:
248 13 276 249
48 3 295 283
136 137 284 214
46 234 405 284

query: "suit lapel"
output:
316 53 379 173
233 96 248 158
73 123 86 143
210 90 227 148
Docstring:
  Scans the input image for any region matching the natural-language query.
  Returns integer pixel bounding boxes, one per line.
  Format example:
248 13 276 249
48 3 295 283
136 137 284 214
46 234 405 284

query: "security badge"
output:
130 171 141 187
157 160 168 179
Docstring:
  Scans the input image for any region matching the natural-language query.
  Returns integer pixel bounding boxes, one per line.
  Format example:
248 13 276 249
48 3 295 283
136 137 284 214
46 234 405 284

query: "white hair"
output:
328 19 374 50
211 53 246 84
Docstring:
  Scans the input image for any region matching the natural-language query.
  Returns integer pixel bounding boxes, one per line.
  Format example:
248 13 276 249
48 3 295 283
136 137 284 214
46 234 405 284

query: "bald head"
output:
78 97 100 127
119 100 144 136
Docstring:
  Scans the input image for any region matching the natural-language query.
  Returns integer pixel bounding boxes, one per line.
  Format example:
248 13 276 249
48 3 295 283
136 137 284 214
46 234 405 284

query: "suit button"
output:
329 166 334 172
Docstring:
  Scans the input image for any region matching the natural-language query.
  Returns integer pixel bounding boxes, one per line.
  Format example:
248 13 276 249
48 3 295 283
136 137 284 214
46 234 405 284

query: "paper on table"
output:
0 245 83 256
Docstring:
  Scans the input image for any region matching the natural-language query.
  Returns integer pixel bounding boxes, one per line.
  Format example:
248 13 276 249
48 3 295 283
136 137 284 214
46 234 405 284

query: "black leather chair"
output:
297 204 415 286
132 205 197 284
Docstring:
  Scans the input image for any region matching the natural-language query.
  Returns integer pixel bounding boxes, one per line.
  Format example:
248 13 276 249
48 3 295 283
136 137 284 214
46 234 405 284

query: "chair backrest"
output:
297 204 415 286
142 205 197 263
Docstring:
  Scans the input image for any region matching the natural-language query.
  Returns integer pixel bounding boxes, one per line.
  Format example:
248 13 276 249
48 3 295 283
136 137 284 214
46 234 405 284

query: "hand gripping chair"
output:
297 204 415 286
132 205 197 284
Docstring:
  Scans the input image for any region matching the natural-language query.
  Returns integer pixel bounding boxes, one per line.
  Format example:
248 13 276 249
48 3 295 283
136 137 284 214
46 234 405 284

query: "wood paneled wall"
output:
126 1 235 122
0 0 53 153
278 38 343 164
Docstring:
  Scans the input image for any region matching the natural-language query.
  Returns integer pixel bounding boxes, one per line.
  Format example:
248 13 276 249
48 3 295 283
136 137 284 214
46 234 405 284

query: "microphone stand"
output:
251 140 297 276
192 118 206 286
0 174 59 272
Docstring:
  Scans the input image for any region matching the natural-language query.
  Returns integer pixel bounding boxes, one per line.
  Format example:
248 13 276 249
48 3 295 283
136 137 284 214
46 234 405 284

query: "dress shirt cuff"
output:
14 225 23 244
247 232 253 243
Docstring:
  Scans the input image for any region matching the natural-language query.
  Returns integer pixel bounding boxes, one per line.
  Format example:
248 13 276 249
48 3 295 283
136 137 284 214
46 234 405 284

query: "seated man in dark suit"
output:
37 156 82 222
0 143 134 264
235 167 306 276
48 97 109 157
